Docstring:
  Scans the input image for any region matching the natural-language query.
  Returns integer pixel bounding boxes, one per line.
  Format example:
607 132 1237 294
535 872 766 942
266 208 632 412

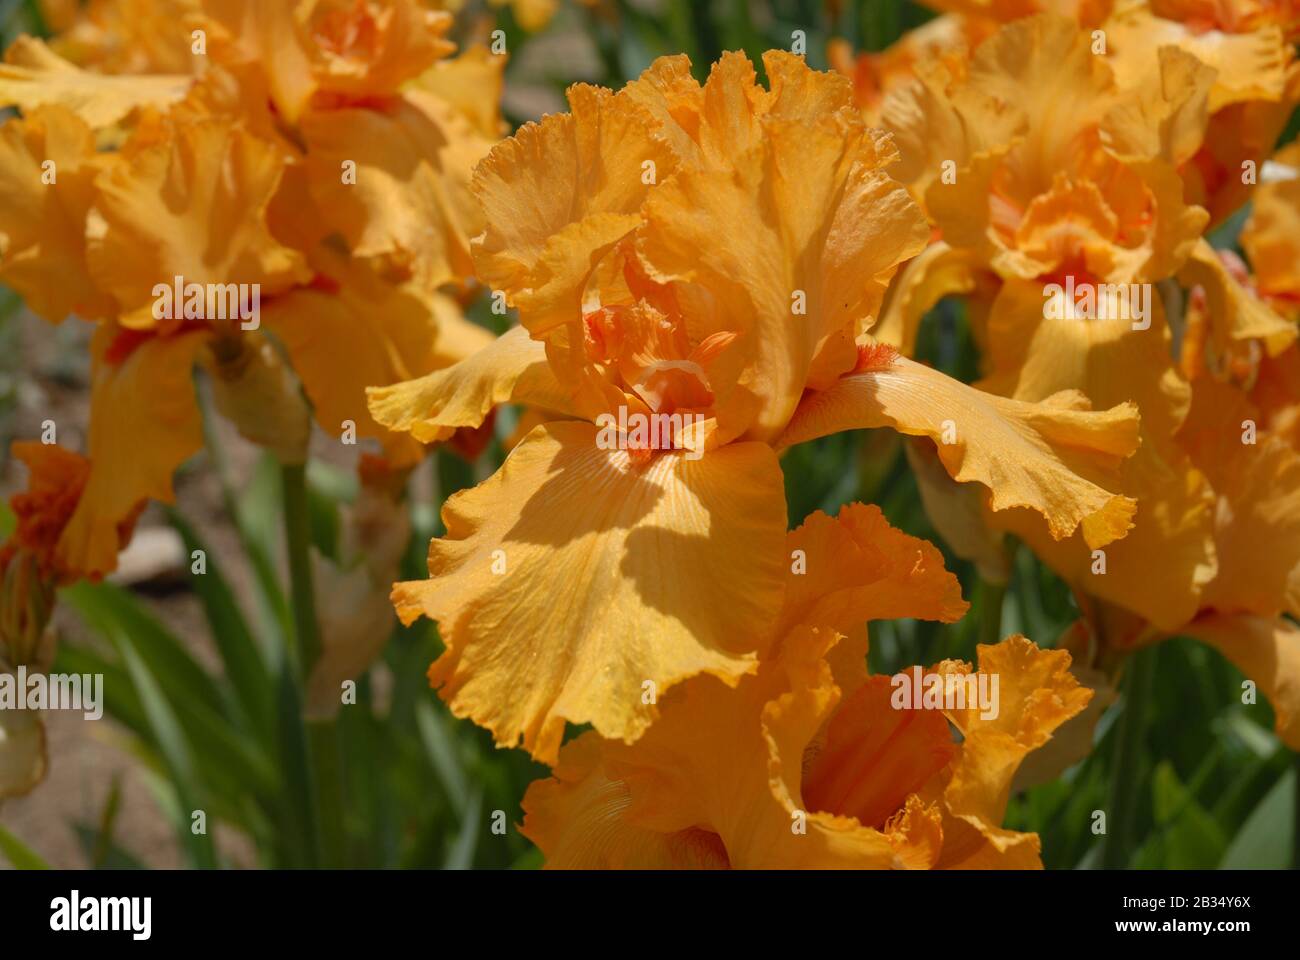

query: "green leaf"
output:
52 644 148 732
167 507 275 741
73 824 146 870
444 787 483 869
0 823 49 869
234 454 292 643
90 775 124 868
115 636 217 868
416 697 470 819
1136 762 1227 869
54 632 279 813
62 580 225 716
1220 766 1295 869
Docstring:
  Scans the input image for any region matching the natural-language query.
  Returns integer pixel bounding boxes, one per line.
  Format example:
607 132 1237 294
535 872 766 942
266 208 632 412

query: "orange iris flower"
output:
370 50 1141 764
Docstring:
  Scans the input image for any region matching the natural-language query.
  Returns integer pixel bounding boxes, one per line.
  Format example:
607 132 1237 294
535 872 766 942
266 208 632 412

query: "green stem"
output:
1104 645 1157 869
281 462 349 866
277 461 325 867
281 462 320 674
309 719 347 868
978 578 1007 649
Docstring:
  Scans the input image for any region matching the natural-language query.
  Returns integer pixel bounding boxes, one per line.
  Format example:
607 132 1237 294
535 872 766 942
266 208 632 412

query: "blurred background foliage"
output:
0 0 1295 870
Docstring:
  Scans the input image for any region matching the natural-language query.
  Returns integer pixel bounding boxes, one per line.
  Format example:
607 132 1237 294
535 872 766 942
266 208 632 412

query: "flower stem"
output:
279 462 342 866
1103 645 1156 869
978 578 1007 649
281 462 320 674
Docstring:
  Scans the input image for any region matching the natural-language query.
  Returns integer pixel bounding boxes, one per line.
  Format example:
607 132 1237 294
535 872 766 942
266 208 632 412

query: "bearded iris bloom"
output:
853 12 1300 747
0 0 505 574
371 50 1140 766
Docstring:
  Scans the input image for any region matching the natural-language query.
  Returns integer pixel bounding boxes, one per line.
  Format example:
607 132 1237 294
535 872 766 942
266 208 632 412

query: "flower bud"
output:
207 333 312 465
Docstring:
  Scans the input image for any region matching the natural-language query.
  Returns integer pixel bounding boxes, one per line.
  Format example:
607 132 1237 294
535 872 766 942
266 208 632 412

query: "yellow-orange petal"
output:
1183 614 1300 749
56 325 208 577
933 635 1092 868
1241 143 1300 305
1100 46 1214 167
1178 239 1298 356
0 106 114 322
636 102 928 442
780 502 969 639
85 117 310 326
1105 5 1290 112
1179 375 1300 619
471 82 676 335
0 36 189 128
756 626 928 868
609 624 912 868
4 441 92 581
777 352 1139 547
200 0 453 119
520 733 730 869
977 278 1218 631
873 242 991 356
803 675 957 832
265 267 480 464
367 325 572 445
393 421 788 763
905 437 1012 585
300 90 488 288
407 44 507 141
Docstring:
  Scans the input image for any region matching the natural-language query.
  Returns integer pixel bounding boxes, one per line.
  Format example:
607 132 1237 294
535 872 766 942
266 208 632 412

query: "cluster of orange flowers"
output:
2 0 1297 866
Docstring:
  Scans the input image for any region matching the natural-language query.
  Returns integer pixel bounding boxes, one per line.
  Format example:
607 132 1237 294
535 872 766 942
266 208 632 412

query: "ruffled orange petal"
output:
781 502 969 639
44 0 201 75
0 36 189 128
520 733 730 869
636 71 928 440
300 0 453 103
4 441 92 581
1105 5 1291 112
1100 46 1214 167
471 82 676 340
1178 239 1298 356
524 627 1082 868
393 421 788 763
933 636 1092 868
367 325 572 444
56 324 209 577
1241 143 1300 306
1183 613 1300 748
406 44 507 141
0 106 114 322
977 278 1218 630
200 0 453 119
266 262 485 465
905 437 1012 584
602 624 917 868
300 89 488 287
1179 375 1300 618
85 117 310 327
804 675 957 832
777 351 1139 547
199 0 315 122
873 241 992 356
